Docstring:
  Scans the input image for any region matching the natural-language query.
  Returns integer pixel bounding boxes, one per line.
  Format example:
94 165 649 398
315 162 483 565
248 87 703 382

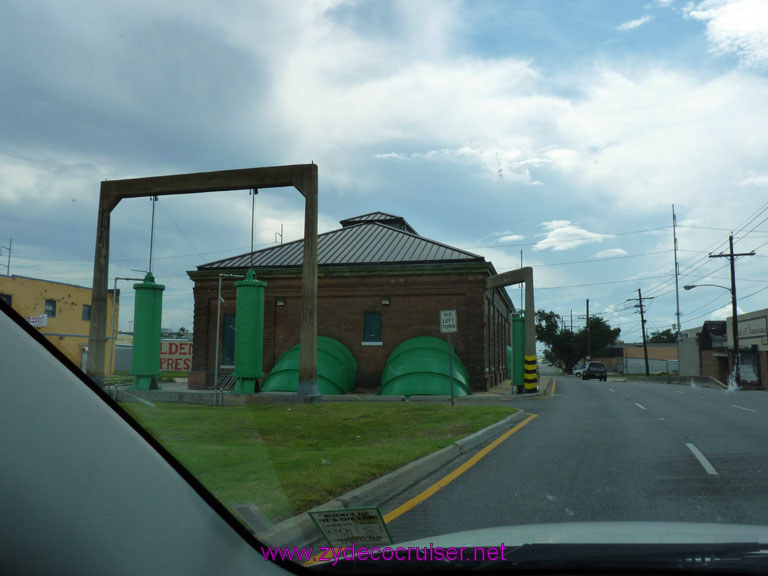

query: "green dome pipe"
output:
380 336 471 397
261 336 357 395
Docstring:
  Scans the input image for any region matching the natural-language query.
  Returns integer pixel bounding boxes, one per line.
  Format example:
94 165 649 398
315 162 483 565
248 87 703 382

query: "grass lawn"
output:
121 402 518 523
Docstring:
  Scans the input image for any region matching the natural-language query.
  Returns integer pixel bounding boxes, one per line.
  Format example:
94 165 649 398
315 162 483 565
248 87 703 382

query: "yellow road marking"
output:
551 378 557 396
383 413 538 524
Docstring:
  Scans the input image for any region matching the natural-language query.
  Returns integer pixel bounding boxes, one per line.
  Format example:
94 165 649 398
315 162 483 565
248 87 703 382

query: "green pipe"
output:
232 269 267 394
131 273 164 390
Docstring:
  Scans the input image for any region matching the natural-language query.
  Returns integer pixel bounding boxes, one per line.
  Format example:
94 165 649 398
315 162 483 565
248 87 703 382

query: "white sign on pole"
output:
440 310 457 334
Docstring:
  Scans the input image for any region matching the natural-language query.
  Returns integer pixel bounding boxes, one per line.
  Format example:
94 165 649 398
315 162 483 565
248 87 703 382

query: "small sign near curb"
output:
309 507 393 547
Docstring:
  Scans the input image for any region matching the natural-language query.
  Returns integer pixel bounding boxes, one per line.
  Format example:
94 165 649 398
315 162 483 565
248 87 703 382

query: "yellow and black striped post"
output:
524 355 538 393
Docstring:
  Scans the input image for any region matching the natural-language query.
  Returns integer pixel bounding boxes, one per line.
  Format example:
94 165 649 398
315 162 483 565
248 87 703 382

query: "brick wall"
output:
623 344 678 361
700 350 729 384
189 271 510 392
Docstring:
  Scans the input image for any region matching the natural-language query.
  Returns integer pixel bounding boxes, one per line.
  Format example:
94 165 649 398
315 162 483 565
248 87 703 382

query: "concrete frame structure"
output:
486 266 537 389
87 165 319 393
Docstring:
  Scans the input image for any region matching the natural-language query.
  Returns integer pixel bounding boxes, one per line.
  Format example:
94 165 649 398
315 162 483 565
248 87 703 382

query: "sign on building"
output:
24 314 48 327
440 310 457 334
738 316 767 340
160 341 193 371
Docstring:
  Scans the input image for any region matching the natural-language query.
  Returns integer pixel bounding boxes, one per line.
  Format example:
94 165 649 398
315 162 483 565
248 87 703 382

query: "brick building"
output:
0 274 118 372
186 212 514 392
726 308 768 389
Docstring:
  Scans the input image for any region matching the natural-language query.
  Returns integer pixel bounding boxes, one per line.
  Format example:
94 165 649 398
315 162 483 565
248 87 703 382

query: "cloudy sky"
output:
2 0 768 343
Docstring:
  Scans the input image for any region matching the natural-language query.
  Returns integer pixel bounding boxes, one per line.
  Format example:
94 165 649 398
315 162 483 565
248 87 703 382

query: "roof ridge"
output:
196 220 483 269
368 221 485 259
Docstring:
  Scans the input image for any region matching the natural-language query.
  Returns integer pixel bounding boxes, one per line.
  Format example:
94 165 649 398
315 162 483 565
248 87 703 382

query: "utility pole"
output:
520 251 523 311
586 299 590 358
0 238 11 276
672 205 681 340
628 289 653 376
570 309 573 332
709 235 755 385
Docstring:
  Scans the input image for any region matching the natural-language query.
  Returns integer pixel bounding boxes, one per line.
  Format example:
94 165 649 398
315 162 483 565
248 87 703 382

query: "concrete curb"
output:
254 410 527 548
115 389 536 405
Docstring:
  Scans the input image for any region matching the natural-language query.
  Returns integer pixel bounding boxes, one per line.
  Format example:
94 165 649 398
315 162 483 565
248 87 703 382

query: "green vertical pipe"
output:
512 313 525 391
131 273 164 390
232 268 267 394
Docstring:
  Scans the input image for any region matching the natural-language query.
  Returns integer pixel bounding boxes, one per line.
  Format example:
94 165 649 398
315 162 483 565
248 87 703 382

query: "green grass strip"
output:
121 402 517 523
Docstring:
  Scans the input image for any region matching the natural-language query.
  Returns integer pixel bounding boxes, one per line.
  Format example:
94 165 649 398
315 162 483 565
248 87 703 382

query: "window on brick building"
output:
82 304 91 321
362 311 381 344
0 293 11 306
222 313 236 366
45 299 56 318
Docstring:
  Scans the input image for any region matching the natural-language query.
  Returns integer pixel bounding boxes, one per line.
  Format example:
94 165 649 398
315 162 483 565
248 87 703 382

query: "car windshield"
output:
3 1 768 574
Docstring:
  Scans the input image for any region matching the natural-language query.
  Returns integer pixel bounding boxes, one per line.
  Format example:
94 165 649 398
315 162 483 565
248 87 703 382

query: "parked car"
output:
572 367 585 377
583 361 608 381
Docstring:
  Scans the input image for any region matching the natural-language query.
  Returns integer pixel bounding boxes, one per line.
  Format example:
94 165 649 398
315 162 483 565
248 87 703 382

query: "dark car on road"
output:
583 361 607 381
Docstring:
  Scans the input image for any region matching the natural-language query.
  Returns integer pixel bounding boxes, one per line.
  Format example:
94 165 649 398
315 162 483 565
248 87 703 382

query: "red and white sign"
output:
160 340 193 371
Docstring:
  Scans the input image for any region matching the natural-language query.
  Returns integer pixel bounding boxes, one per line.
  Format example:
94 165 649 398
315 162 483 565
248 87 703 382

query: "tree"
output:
535 309 621 372
649 328 676 343
585 316 622 357
535 309 562 344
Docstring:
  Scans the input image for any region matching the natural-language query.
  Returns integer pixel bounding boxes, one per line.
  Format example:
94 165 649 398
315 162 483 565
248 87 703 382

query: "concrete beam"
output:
485 266 536 363
87 164 318 393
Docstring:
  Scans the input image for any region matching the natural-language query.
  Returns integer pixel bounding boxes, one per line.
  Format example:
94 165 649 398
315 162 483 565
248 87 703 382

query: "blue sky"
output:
1 0 768 344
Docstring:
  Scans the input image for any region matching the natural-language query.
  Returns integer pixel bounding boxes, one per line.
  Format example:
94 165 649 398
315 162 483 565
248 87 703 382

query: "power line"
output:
536 273 670 290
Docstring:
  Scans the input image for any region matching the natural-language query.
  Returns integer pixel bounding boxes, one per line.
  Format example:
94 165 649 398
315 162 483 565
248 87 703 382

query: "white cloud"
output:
375 143 546 185
739 170 768 186
617 15 655 31
498 234 525 242
545 67 768 214
684 0 768 68
534 221 611 252
595 248 630 258
710 303 745 320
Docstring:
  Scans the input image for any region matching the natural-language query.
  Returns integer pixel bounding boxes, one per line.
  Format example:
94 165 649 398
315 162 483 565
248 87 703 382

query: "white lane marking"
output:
674 391 685 394
635 403 646 410
686 443 718 475
731 404 756 412
609 388 615 392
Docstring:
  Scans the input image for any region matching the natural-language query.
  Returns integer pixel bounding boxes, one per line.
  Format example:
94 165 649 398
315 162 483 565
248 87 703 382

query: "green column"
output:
512 313 525 393
232 269 267 394
131 273 164 390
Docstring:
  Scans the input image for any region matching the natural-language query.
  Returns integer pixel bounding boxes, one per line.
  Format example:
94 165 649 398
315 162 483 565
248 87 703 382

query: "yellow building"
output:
0 275 118 374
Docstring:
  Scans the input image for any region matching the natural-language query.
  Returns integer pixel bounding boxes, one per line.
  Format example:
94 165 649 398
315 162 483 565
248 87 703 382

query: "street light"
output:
108 277 144 392
683 282 742 385
683 284 730 292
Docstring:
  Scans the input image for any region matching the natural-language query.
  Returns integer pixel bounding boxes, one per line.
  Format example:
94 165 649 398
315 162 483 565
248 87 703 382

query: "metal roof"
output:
198 221 484 270
339 211 417 234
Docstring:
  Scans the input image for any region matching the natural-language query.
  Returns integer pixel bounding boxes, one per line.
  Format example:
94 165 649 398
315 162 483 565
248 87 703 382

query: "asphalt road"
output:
385 367 768 543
